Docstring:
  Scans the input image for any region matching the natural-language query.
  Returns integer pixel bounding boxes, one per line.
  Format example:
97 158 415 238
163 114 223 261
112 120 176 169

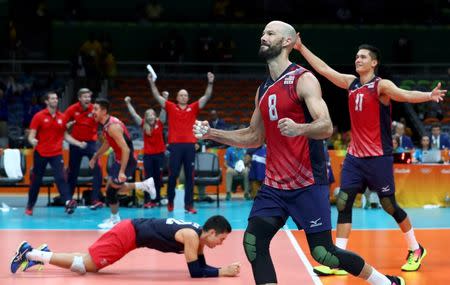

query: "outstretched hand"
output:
207 72 215 84
220 262 240 277
430 82 447 103
193 120 211 139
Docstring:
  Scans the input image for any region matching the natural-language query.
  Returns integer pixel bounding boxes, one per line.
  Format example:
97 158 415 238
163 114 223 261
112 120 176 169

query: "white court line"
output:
283 225 323 285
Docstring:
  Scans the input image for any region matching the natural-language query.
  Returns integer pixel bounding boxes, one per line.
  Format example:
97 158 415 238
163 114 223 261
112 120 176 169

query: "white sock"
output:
26 250 53 264
366 268 390 285
134 182 144 191
111 213 120 221
335 238 348 250
404 228 420 251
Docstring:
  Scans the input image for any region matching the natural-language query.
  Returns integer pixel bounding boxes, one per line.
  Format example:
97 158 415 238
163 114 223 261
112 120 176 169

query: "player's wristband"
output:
187 260 219 278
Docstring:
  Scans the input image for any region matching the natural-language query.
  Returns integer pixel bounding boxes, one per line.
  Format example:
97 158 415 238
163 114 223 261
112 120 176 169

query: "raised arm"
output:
194 89 265 148
199 72 215 109
147 74 166 108
159 91 169 124
379 80 447 103
124 96 143 126
278 72 333 139
294 34 355 90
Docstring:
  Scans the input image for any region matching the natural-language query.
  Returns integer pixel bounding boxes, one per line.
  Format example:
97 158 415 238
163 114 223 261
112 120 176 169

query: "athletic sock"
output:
26 250 53 264
134 182 144 191
367 268 390 285
404 228 420 251
336 238 348 250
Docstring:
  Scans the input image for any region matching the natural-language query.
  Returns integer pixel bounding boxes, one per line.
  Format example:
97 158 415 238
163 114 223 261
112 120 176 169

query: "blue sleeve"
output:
187 259 219 278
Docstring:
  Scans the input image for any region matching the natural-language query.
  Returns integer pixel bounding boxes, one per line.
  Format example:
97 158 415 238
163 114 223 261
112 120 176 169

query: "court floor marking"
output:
284 225 323 285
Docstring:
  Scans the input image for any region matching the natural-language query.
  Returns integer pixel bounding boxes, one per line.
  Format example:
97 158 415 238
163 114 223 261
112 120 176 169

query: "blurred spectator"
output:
224 145 250 201
216 34 236 62
80 32 102 67
209 109 227 129
393 122 414 150
247 144 266 198
212 0 232 20
430 123 450 150
145 0 163 20
196 30 216 62
413 135 431 163
23 94 43 129
329 125 344 150
158 29 185 62
399 117 413 137
392 135 406 153
393 36 412 63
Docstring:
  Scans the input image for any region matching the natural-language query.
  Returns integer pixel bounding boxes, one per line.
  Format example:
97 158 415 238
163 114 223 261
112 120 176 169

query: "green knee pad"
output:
243 232 257 261
312 246 340 268
336 191 349 211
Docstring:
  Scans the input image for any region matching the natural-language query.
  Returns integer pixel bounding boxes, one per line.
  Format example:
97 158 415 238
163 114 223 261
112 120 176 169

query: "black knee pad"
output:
336 188 359 224
106 186 119 204
380 195 407 223
244 216 284 285
306 230 365 276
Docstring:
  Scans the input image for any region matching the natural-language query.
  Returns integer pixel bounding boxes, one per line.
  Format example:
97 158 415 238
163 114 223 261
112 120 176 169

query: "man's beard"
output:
258 43 282 60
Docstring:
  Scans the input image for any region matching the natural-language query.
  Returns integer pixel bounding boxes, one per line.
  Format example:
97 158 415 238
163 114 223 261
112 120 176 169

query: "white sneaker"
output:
98 216 121 229
142 177 156 200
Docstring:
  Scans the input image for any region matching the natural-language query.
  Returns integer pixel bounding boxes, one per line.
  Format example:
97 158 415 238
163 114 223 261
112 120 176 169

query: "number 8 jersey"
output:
258 63 328 190
347 77 392 157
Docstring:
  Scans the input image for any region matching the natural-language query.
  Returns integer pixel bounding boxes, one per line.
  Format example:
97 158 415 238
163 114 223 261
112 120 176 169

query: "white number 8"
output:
268 94 278 121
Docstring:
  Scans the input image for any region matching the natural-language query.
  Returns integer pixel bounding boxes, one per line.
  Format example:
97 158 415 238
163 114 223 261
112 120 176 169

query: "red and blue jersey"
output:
347 77 392 157
102 116 133 162
258 63 328 190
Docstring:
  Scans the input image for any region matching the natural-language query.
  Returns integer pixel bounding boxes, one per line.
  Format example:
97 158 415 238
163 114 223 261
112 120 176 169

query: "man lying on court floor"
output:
10 215 240 278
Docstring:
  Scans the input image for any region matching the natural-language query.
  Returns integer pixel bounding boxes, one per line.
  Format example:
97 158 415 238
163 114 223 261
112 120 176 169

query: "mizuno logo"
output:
381 185 390 192
309 218 322 228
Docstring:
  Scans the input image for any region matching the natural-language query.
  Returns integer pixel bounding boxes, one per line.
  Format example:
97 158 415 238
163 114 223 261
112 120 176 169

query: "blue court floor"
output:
1 190 449 230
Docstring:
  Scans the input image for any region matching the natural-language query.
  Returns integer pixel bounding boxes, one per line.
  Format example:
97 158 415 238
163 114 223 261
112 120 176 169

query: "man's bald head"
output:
266 21 297 49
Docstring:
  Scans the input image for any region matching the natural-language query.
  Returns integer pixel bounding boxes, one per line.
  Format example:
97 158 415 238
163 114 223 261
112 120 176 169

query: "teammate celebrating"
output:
194 21 405 285
296 35 445 275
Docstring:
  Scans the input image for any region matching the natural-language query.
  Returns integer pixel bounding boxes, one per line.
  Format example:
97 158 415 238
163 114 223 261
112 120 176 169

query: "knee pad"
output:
70 256 86 274
336 188 358 224
106 186 118 204
380 195 407 223
307 230 365 276
311 246 340 268
244 217 284 284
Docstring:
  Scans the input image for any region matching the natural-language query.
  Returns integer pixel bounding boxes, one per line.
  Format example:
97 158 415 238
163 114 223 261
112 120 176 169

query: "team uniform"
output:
165 100 199 208
102 116 137 184
340 77 395 196
27 109 72 211
88 218 201 269
249 63 331 234
64 102 103 200
142 119 166 203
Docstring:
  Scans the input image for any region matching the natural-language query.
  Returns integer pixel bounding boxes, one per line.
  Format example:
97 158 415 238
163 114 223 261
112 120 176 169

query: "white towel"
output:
3 149 23 179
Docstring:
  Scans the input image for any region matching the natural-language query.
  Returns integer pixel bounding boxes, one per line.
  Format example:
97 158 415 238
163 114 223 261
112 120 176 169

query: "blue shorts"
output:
110 157 137 185
248 184 332 234
340 154 395 196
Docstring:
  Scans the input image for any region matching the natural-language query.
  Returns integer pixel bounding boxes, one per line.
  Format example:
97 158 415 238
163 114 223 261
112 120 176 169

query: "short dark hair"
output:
43 91 57 101
358 44 381 72
203 215 232 234
431 123 441 130
95 98 110 112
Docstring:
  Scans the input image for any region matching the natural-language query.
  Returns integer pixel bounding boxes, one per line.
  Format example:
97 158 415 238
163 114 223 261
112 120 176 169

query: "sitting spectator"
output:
209 109 227 129
247 144 266 198
430 123 450 150
413 135 431 163
393 122 414 150
224 145 250 201
392 135 406 153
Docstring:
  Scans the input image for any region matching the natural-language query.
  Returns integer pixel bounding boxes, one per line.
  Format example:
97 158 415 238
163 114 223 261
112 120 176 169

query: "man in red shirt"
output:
26 91 82 216
125 93 167 208
65 88 103 209
89 98 156 229
148 72 214 214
